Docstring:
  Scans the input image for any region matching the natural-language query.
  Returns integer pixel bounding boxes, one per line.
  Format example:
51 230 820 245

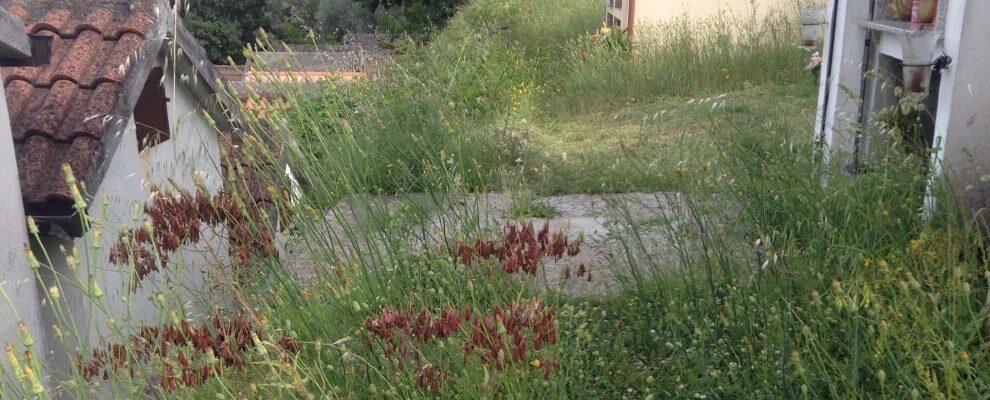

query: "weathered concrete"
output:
0 8 30 59
816 0 990 222
0 66 46 367
283 192 687 296
931 0 990 223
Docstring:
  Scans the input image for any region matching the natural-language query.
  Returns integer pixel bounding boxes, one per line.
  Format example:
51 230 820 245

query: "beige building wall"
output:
606 0 800 35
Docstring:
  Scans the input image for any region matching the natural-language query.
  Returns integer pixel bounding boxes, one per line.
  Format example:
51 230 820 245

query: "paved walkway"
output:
281 192 687 296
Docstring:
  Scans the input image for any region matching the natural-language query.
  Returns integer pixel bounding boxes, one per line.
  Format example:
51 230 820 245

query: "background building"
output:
605 0 800 36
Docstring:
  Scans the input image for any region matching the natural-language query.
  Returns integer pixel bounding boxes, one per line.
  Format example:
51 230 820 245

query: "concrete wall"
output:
931 0 990 222
814 0 872 162
35 64 228 379
637 0 797 21
0 70 47 364
607 0 802 34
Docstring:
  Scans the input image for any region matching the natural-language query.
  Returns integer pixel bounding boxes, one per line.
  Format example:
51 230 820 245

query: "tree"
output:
315 0 374 35
183 0 273 63
181 0 466 63
370 0 467 33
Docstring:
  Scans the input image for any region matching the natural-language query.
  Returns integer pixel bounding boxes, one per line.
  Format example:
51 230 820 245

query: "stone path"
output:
281 192 688 296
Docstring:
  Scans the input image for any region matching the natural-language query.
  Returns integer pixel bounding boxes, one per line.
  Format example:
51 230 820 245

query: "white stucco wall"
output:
34 64 229 378
0 70 47 364
607 0 801 34
930 0 990 220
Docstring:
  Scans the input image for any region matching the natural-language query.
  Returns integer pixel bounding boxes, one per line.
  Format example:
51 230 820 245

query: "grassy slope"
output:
291 0 815 197
258 2 990 396
520 82 819 194
15 0 989 399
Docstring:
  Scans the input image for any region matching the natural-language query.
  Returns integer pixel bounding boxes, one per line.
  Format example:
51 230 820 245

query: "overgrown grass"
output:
288 0 813 195
6 0 988 399
562 112 990 398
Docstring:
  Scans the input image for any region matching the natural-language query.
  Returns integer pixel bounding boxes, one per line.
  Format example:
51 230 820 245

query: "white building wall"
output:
930 0 990 218
0 70 47 365
607 0 799 34
36 65 229 380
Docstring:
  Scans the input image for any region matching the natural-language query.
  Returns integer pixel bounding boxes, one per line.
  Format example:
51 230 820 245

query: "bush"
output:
315 0 374 35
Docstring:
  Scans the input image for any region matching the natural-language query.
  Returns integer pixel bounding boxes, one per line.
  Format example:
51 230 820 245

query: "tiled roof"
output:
249 51 365 72
342 33 400 49
1 0 156 216
215 64 246 82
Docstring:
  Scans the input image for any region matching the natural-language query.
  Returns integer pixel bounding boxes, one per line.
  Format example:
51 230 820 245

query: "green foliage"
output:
273 0 811 196
184 0 467 63
184 0 272 62
371 0 466 33
315 0 374 35
13 1 988 399
553 13 809 114
575 110 990 398
508 191 557 219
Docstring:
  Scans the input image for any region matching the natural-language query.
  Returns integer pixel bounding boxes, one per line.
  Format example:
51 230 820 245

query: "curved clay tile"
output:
111 11 153 39
92 32 144 85
1 0 165 217
6 3 28 22
30 8 71 36
64 82 123 139
78 7 114 37
3 79 34 122
17 135 100 207
15 136 61 203
1 66 39 85
12 80 81 141
42 30 106 87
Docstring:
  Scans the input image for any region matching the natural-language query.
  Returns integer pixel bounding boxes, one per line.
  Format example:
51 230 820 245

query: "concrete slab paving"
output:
281 192 689 297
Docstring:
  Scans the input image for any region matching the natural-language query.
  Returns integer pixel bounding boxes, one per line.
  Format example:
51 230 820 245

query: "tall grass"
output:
553 11 809 113
5 0 985 399
582 117 990 397
289 0 810 194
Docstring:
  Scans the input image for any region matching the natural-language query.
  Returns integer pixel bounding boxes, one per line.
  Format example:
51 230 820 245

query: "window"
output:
134 67 170 151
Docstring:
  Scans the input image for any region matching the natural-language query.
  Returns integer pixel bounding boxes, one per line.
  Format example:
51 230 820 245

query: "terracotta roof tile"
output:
31 8 71 35
17 135 101 207
6 3 27 21
4 79 33 118
1 0 158 216
215 65 246 82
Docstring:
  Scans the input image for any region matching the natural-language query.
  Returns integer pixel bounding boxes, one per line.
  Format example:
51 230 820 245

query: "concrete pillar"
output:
929 0 990 224
0 70 49 374
815 0 872 164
